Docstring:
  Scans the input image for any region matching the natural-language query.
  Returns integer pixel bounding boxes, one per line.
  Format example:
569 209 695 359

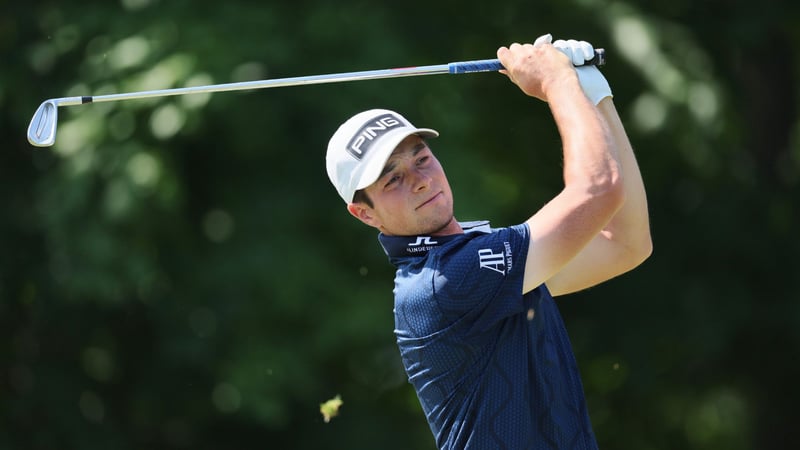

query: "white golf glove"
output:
533 33 553 47
553 38 613 105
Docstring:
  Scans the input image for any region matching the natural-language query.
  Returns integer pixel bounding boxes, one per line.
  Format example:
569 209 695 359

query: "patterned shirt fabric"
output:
378 221 598 450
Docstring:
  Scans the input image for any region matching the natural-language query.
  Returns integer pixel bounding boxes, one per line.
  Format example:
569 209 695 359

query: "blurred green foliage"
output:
2 0 800 449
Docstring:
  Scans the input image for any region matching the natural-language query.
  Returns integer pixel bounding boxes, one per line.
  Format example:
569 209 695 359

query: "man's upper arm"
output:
540 229 643 296
522 190 649 296
521 184 623 295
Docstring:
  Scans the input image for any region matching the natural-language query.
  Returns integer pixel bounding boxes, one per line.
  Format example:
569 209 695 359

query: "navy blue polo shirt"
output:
379 221 597 450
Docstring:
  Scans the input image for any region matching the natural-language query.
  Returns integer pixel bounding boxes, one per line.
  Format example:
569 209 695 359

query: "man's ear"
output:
347 202 381 229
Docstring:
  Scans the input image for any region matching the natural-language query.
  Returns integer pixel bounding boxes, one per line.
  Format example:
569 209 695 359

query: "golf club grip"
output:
449 48 605 74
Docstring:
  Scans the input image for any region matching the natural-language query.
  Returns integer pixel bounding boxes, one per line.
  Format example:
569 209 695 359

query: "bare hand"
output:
497 36 578 102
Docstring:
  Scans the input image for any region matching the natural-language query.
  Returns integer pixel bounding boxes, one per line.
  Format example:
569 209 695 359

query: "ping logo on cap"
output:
346 114 403 160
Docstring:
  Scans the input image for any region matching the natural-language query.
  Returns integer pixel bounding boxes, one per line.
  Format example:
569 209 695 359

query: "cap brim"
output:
352 127 439 194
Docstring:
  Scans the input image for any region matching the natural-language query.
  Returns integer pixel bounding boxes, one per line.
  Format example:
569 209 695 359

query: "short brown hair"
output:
352 189 373 208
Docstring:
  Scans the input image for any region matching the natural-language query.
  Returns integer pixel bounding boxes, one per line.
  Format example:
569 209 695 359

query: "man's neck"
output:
430 216 464 236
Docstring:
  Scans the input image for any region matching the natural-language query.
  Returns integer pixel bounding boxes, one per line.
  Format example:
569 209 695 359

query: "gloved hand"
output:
553 38 613 105
552 39 596 66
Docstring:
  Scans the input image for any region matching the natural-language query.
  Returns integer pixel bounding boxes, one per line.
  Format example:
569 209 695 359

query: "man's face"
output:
349 134 459 236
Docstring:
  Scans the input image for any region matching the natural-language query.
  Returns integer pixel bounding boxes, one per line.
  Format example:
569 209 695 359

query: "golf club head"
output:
27 100 58 147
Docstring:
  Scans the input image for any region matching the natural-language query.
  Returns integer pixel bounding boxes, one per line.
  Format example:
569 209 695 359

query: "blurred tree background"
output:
2 0 799 449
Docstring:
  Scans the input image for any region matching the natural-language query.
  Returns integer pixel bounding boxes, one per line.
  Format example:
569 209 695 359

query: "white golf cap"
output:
326 109 439 203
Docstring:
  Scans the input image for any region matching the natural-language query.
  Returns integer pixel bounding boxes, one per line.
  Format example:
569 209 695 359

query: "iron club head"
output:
27 100 59 147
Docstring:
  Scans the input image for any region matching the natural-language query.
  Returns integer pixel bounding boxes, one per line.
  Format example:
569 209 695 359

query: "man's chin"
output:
423 215 458 236
381 210 457 237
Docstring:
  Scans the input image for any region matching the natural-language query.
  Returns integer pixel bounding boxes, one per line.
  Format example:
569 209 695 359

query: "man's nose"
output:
410 169 432 192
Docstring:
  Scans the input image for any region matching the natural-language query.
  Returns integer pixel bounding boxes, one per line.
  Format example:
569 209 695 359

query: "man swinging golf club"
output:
326 34 652 450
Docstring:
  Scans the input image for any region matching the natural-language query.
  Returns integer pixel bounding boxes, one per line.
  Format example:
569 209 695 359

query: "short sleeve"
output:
432 223 530 331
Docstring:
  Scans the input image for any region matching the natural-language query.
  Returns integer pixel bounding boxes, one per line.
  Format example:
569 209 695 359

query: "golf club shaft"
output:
55 64 453 106
54 51 604 106
28 50 605 147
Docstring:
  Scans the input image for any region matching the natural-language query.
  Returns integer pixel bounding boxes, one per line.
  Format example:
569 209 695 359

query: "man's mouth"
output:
417 191 442 210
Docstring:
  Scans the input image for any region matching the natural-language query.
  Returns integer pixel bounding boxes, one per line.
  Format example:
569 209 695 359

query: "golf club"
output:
27 50 604 147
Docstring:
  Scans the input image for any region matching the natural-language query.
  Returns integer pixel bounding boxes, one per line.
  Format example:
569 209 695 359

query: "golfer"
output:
325 35 652 450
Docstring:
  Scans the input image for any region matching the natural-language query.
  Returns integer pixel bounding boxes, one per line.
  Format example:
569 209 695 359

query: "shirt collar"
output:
378 220 491 261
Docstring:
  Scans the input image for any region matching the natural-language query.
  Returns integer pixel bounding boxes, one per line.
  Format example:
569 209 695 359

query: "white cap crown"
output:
326 109 438 203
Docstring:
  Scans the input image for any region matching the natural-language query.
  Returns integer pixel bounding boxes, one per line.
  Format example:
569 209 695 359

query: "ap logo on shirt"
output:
478 243 506 275
478 242 513 275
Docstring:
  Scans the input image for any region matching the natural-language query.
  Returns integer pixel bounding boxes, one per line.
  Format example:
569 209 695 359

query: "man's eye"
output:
386 175 400 186
417 156 429 165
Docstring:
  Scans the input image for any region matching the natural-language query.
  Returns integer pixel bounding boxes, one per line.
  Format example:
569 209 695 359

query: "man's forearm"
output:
548 77 620 195
597 98 652 253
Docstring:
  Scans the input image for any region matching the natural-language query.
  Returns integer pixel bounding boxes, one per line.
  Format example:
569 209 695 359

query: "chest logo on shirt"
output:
478 242 513 275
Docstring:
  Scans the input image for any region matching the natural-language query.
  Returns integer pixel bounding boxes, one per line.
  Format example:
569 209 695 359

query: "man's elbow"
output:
627 229 653 269
636 234 653 265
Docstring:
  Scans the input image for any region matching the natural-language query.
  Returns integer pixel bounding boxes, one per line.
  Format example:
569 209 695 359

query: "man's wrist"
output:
542 71 585 104
576 66 613 105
